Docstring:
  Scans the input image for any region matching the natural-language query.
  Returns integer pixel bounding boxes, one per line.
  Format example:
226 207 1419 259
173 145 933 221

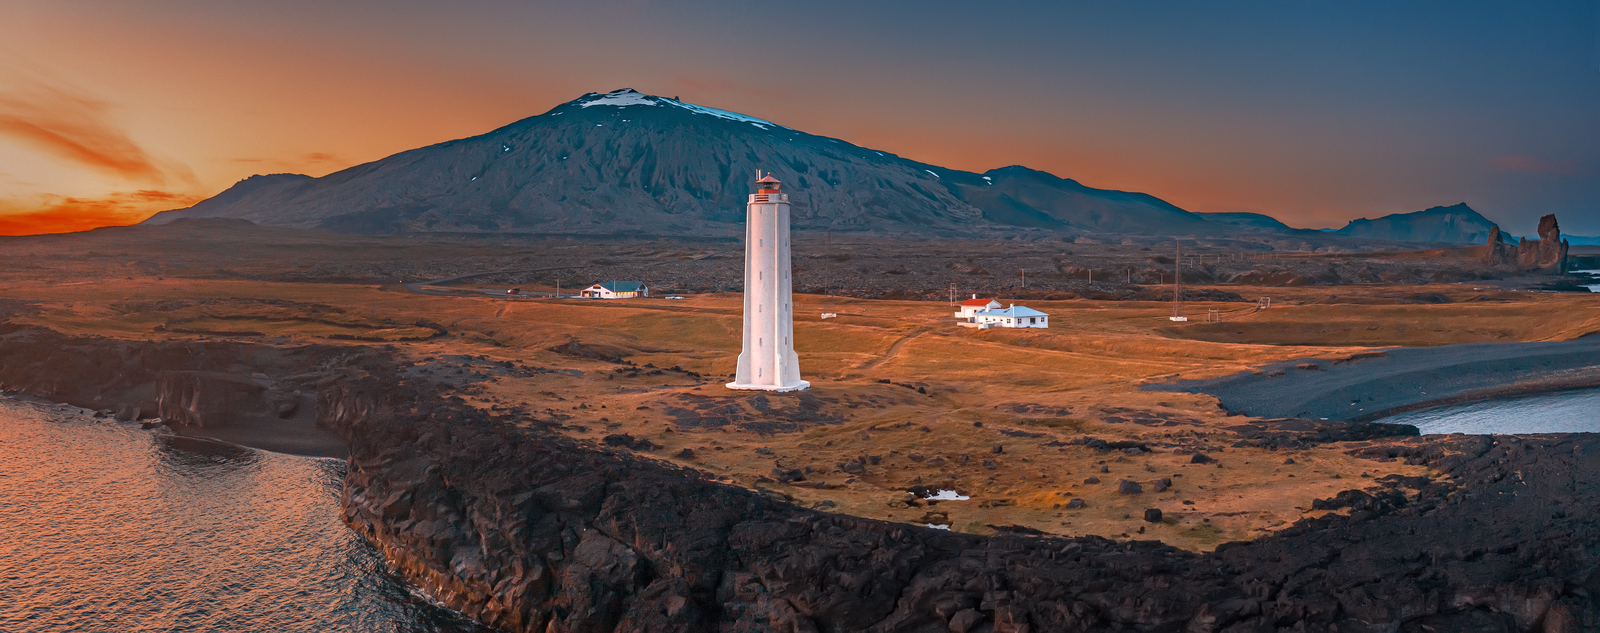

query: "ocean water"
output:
1377 387 1600 435
0 399 489 633
1572 269 1600 292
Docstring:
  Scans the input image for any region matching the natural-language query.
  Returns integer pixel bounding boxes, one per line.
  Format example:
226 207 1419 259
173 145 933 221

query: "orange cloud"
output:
1488 155 1584 176
0 83 166 182
0 190 202 236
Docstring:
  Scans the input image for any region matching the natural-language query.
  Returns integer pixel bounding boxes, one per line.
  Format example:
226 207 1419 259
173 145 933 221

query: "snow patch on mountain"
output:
579 90 656 108
577 89 780 129
664 99 779 129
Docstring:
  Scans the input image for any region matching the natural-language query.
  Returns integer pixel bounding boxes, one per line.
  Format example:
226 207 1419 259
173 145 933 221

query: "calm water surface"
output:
0 398 489 633
1378 387 1600 434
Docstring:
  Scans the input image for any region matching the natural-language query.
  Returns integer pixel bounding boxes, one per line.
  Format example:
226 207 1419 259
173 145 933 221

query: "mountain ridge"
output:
143 89 1229 237
1333 203 1499 244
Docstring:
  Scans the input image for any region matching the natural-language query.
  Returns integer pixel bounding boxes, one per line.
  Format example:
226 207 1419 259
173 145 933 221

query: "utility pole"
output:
1021 269 1026 289
949 283 957 306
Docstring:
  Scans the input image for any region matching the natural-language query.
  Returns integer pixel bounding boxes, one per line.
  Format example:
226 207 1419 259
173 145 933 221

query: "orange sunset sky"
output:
2 0 1597 236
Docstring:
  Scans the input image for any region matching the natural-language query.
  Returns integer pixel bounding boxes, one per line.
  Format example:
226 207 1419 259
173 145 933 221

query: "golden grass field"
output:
4 271 1598 551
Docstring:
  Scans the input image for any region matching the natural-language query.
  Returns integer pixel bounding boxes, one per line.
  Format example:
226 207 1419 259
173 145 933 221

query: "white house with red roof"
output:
954 295 1002 319
971 304 1049 329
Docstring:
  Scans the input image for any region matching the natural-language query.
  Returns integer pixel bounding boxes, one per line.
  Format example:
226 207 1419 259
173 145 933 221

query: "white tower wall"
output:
728 178 808 392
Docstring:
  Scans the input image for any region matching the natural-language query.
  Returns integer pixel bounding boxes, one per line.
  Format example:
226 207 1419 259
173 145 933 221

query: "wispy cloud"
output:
0 190 202 236
1488 155 1585 176
0 79 184 184
229 152 342 170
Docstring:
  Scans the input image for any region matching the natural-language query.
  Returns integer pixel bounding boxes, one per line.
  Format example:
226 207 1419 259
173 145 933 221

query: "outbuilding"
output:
580 281 649 299
971 304 1049 329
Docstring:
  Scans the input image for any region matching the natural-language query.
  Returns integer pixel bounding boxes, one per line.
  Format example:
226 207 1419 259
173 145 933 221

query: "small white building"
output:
972 304 1049 329
580 281 648 299
953 295 1002 319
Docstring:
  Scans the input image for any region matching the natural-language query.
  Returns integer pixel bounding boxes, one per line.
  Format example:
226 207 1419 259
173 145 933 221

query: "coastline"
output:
1149 335 1600 422
166 408 348 459
11 324 1600 630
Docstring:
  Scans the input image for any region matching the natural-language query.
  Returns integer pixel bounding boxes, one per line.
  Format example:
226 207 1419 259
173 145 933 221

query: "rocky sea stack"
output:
1485 213 1570 274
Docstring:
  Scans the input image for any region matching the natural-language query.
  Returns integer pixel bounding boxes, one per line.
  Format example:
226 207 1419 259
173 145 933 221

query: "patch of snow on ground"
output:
926 524 951 530
925 170 939 178
579 91 658 108
928 489 969 500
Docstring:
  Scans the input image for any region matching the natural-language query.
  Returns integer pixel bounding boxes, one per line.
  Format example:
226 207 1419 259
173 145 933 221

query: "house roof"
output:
974 305 1049 318
959 297 999 307
593 281 646 292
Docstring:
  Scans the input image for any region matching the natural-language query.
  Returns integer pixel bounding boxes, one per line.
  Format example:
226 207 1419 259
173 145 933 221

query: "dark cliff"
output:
324 362 1600 633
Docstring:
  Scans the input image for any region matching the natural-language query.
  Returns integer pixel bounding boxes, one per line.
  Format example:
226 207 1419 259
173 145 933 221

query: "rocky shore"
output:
1151 335 1600 421
7 325 1600 631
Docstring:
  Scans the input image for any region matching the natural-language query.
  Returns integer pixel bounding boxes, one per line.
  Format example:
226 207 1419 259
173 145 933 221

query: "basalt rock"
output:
157 371 272 428
1484 214 1570 274
1516 214 1570 273
322 365 1600 633
10 327 1600 632
1484 226 1516 267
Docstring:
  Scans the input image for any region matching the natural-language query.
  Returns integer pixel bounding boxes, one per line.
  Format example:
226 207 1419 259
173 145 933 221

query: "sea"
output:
1574 269 1600 293
1377 387 1600 435
0 398 489 633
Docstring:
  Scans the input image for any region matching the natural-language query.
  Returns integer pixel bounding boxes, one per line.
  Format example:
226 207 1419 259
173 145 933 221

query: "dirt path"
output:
856 328 927 373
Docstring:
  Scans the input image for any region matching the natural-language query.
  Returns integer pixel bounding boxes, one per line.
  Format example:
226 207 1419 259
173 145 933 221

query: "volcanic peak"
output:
572 88 783 130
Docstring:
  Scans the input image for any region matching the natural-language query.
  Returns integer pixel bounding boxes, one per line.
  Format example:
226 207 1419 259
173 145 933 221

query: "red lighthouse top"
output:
756 173 781 194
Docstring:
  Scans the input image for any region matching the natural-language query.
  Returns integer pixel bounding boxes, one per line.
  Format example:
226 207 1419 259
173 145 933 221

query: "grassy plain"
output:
5 261 1596 551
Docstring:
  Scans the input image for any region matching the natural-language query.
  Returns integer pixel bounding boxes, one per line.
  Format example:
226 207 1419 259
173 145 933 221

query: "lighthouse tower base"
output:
725 379 811 392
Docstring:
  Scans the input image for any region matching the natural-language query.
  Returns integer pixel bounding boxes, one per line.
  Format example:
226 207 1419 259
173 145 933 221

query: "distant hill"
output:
1197 212 1294 231
1334 203 1499 244
144 89 1234 237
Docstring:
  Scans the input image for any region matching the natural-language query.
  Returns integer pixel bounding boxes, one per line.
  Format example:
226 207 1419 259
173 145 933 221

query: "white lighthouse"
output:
728 173 809 392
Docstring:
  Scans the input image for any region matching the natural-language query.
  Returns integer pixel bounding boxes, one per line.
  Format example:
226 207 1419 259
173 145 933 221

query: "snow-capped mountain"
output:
144 89 1219 236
